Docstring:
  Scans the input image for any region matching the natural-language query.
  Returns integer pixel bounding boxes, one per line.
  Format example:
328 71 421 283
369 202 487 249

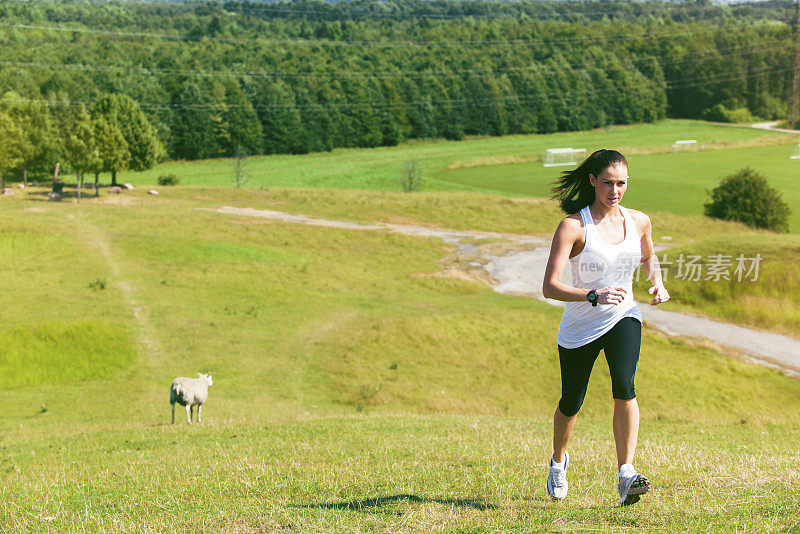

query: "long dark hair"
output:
549 149 628 214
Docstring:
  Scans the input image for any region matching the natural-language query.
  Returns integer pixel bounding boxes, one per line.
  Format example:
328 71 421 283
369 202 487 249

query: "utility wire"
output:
0 40 784 81
0 0 777 23
188 0 797 22
0 19 789 47
6 65 788 113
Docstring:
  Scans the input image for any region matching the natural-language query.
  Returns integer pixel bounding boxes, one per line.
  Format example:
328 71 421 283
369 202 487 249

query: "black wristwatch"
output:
587 289 598 307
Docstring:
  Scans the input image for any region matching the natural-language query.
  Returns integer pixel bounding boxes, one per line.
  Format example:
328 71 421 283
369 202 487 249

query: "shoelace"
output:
550 467 566 487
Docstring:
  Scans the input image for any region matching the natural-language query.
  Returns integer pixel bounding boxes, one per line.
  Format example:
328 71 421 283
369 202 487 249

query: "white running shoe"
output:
546 451 569 500
618 464 650 506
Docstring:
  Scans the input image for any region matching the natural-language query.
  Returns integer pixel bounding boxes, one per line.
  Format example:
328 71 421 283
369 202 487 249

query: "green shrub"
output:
399 159 422 192
88 278 106 290
704 168 791 232
725 107 755 123
702 103 754 124
157 173 179 186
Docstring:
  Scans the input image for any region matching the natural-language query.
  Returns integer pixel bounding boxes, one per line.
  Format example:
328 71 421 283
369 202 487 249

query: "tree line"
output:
0 0 795 175
0 93 162 188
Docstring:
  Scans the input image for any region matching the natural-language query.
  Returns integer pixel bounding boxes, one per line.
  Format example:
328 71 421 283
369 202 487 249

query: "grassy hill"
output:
1 186 799 532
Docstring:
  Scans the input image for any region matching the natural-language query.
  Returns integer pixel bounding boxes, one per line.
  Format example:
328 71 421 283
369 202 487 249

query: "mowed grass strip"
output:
435 143 800 232
119 119 792 192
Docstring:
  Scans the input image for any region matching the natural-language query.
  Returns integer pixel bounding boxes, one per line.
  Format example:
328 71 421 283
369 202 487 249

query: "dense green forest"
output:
0 0 795 177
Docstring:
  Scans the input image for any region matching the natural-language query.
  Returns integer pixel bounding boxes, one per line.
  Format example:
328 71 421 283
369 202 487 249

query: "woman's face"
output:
589 163 628 209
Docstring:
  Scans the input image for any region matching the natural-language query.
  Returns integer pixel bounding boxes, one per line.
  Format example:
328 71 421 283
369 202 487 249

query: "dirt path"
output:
77 216 163 366
750 121 800 135
216 206 800 377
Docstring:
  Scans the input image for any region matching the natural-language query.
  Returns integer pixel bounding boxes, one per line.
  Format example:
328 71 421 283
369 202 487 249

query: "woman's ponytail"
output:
549 149 628 214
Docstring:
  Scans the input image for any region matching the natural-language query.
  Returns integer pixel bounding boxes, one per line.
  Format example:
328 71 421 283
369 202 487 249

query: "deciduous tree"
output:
0 110 25 190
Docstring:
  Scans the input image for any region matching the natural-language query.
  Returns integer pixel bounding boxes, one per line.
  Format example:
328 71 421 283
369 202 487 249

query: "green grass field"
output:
433 144 800 227
120 119 800 231
4 121 800 532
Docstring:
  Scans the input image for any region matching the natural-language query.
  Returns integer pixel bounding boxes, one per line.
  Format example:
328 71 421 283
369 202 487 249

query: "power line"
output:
665 65 792 89
6 65 788 113
0 40 785 82
222 4 636 21
204 0 797 22
1 0 778 23
0 19 789 48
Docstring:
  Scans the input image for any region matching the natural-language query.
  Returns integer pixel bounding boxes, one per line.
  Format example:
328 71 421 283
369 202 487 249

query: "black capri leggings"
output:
557 317 642 417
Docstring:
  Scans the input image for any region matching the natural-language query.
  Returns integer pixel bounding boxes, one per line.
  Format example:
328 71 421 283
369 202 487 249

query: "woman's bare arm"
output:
636 211 670 306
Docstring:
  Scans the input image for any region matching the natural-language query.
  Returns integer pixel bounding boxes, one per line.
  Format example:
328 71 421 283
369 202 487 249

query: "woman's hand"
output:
597 286 627 305
648 284 670 305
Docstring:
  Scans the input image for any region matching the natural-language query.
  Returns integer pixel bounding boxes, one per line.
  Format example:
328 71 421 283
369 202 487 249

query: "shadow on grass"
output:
23 188 103 202
296 493 498 515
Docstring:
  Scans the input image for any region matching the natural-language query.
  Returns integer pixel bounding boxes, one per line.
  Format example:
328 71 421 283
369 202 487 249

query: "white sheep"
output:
170 373 213 424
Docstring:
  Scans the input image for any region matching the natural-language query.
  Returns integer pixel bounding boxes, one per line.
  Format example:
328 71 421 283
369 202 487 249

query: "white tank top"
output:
557 204 643 349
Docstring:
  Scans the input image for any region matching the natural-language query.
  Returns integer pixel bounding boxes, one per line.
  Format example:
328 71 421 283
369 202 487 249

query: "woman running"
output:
541 149 670 506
